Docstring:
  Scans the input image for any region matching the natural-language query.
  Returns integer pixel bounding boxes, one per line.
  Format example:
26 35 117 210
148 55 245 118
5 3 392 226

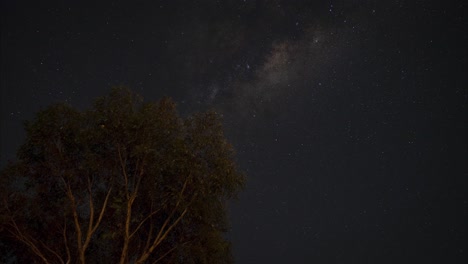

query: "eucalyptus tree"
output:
0 88 245 264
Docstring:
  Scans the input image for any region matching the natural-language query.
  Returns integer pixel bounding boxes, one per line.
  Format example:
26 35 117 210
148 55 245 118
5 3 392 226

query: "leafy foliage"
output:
0 87 245 264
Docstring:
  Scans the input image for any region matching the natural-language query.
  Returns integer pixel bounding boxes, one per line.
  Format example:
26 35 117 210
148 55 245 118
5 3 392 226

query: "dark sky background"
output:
1 0 467 263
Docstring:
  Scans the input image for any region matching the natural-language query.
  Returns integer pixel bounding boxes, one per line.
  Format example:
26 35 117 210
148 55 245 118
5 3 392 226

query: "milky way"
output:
1 1 467 263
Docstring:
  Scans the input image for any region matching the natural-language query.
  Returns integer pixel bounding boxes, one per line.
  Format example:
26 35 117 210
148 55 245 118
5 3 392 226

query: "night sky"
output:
1 1 467 263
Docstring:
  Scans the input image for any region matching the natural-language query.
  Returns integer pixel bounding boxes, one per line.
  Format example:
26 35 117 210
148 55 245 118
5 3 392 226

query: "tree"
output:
0 87 245 264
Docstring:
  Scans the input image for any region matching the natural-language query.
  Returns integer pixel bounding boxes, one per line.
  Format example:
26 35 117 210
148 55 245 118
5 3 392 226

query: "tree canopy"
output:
0 88 245 264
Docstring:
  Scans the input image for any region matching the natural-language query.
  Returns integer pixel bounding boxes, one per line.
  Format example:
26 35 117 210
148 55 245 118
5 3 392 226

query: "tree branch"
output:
64 180 84 264
151 245 177 264
151 240 192 264
82 183 112 253
6 215 50 264
135 176 195 264
83 176 95 250
62 219 71 264
38 239 65 264
129 207 161 239
142 215 155 255
91 187 112 235
117 145 129 199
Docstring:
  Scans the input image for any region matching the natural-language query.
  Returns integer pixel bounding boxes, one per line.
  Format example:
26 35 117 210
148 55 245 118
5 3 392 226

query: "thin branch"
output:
4 199 47 262
133 156 142 190
133 152 147 196
91 187 113 234
7 218 50 264
62 219 71 264
152 176 190 245
84 176 95 249
135 207 190 264
129 208 161 239
151 245 177 264
143 223 153 253
64 180 85 264
143 214 155 255
117 145 129 199
132 171 143 199
153 240 192 264
65 183 82 248
154 207 188 246
135 176 195 264
82 185 112 252
152 241 191 264
38 239 64 264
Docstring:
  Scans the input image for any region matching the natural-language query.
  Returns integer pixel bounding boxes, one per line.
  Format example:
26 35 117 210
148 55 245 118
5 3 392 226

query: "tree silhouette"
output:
0 87 245 264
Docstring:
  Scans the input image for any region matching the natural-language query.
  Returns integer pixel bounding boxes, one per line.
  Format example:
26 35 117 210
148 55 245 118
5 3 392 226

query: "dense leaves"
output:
0 87 245 264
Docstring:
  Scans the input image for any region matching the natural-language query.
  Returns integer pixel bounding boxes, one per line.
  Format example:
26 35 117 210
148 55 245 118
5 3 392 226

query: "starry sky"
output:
1 1 467 263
